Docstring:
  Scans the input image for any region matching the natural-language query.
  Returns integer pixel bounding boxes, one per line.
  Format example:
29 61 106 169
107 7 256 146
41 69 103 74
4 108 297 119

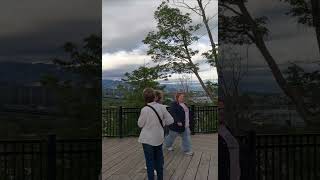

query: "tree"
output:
219 0 318 126
143 2 215 102
285 63 320 118
118 66 167 107
281 0 320 54
169 0 222 93
41 34 101 134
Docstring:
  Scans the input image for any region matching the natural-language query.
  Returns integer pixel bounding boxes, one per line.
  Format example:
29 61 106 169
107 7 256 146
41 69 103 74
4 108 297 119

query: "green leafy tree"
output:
169 0 220 87
143 2 214 102
281 0 320 54
219 0 319 126
41 34 101 135
285 63 320 118
117 66 167 107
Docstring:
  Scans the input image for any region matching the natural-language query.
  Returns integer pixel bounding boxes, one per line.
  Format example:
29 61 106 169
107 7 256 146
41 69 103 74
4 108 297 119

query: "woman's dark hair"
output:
154 90 163 103
143 88 155 104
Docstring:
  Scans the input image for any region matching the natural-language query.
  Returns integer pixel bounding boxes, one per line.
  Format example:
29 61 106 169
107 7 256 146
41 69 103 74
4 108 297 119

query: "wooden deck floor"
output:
102 134 217 180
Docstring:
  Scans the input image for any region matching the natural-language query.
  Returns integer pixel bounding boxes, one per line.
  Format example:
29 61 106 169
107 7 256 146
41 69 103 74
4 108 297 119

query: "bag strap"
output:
146 105 164 129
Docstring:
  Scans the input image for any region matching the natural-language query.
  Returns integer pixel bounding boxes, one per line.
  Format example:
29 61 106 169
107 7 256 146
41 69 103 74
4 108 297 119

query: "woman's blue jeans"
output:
142 143 164 180
164 128 192 152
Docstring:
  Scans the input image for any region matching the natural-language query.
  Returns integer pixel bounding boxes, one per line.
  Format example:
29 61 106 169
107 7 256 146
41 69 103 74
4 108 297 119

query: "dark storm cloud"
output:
0 19 100 57
0 0 101 63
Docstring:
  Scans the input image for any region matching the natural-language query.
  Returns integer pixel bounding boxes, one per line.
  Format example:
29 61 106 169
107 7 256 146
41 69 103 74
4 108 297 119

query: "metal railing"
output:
102 105 218 137
236 133 320 180
0 135 101 180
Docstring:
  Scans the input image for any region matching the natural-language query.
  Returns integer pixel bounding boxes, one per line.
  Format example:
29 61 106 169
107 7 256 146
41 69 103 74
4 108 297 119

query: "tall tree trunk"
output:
237 1 313 126
193 68 215 102
182 34 215 102
196 0 228 98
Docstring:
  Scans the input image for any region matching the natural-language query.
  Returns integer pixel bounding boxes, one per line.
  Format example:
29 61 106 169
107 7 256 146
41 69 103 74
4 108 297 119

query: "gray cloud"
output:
103 0 218 53
102 64 141 80
0 0 101 63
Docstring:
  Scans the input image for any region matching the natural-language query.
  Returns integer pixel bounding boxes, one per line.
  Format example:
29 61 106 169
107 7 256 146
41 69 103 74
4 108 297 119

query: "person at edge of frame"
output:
218 100 241 180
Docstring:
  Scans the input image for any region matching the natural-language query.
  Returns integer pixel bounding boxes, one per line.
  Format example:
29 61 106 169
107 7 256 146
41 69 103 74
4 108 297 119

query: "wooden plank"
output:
102 141 140 170
132 172 147 180
114 149 145 175
183 152 202 180
163 151 185 179
208 153 217 180
105 174 131 180
195 153 211 180
102 134 218 180
170 155 193 180
102 138 134 156
103 147 141 178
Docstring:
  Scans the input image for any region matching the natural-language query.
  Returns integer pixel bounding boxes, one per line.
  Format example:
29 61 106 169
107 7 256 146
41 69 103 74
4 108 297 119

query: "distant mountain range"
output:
0 62 75 85
102 79 206 92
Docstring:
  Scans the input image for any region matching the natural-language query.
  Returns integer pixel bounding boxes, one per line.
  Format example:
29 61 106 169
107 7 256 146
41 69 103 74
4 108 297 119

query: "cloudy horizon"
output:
102 0 218 81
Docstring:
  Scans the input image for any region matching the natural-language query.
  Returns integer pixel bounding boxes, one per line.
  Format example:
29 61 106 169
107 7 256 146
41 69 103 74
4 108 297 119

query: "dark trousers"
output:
142 143 164 180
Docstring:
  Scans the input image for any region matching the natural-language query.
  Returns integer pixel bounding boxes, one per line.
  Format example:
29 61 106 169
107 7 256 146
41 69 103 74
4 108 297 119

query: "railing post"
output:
248 131 256 180
47 134 56 180
191 105 195 135
119 106 123 138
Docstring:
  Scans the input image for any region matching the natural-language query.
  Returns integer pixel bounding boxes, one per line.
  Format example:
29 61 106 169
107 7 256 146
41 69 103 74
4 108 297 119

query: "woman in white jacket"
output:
138 88 174 180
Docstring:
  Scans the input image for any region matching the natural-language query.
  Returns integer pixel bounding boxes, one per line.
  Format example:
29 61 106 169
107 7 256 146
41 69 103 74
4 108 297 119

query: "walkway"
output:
102 134 217 180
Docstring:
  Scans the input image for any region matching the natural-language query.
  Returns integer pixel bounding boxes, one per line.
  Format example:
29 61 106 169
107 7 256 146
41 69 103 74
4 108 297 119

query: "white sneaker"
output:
167 147 174 151
185 151 194 156
144 167 157 175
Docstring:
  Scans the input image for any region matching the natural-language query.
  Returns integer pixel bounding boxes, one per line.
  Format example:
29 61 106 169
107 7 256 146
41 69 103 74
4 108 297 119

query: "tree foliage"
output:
218 0 320 126
117 66 167 107
143 2 214 101
285 63 320 115
41 34 101 130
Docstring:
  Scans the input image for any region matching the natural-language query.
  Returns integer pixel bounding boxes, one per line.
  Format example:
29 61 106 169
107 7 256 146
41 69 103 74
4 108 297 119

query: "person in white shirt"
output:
138 88 174 180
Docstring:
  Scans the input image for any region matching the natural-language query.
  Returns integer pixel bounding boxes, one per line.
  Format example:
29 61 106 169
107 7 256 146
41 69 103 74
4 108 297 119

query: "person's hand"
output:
177 122 183 126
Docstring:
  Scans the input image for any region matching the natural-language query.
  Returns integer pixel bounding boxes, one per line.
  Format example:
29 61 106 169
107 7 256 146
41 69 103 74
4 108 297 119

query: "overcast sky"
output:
0 0 101 63
220 0 320 93
102 0 218 81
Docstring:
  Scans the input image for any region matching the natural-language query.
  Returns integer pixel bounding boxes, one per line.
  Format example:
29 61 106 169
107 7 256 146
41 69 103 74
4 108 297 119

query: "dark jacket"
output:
168 102 194 133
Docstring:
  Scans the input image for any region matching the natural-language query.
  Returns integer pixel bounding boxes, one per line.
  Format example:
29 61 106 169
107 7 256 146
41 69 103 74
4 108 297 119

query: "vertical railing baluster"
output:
272 136 275 180
279 136 282 180
31 143 34 180
314 135 317 180
300 135 303 180
4 143 7 180
293 135 296 180
48 135 56 180
307 135 310 180
62 142 64 180
119 106 123 138
40 142 43 180
257 136 261 180
22 143 25 180
286 135 289 180
191 105 195 135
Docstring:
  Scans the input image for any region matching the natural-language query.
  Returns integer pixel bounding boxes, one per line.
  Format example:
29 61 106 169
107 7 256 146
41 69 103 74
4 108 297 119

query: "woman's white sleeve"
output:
137 108 147 128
